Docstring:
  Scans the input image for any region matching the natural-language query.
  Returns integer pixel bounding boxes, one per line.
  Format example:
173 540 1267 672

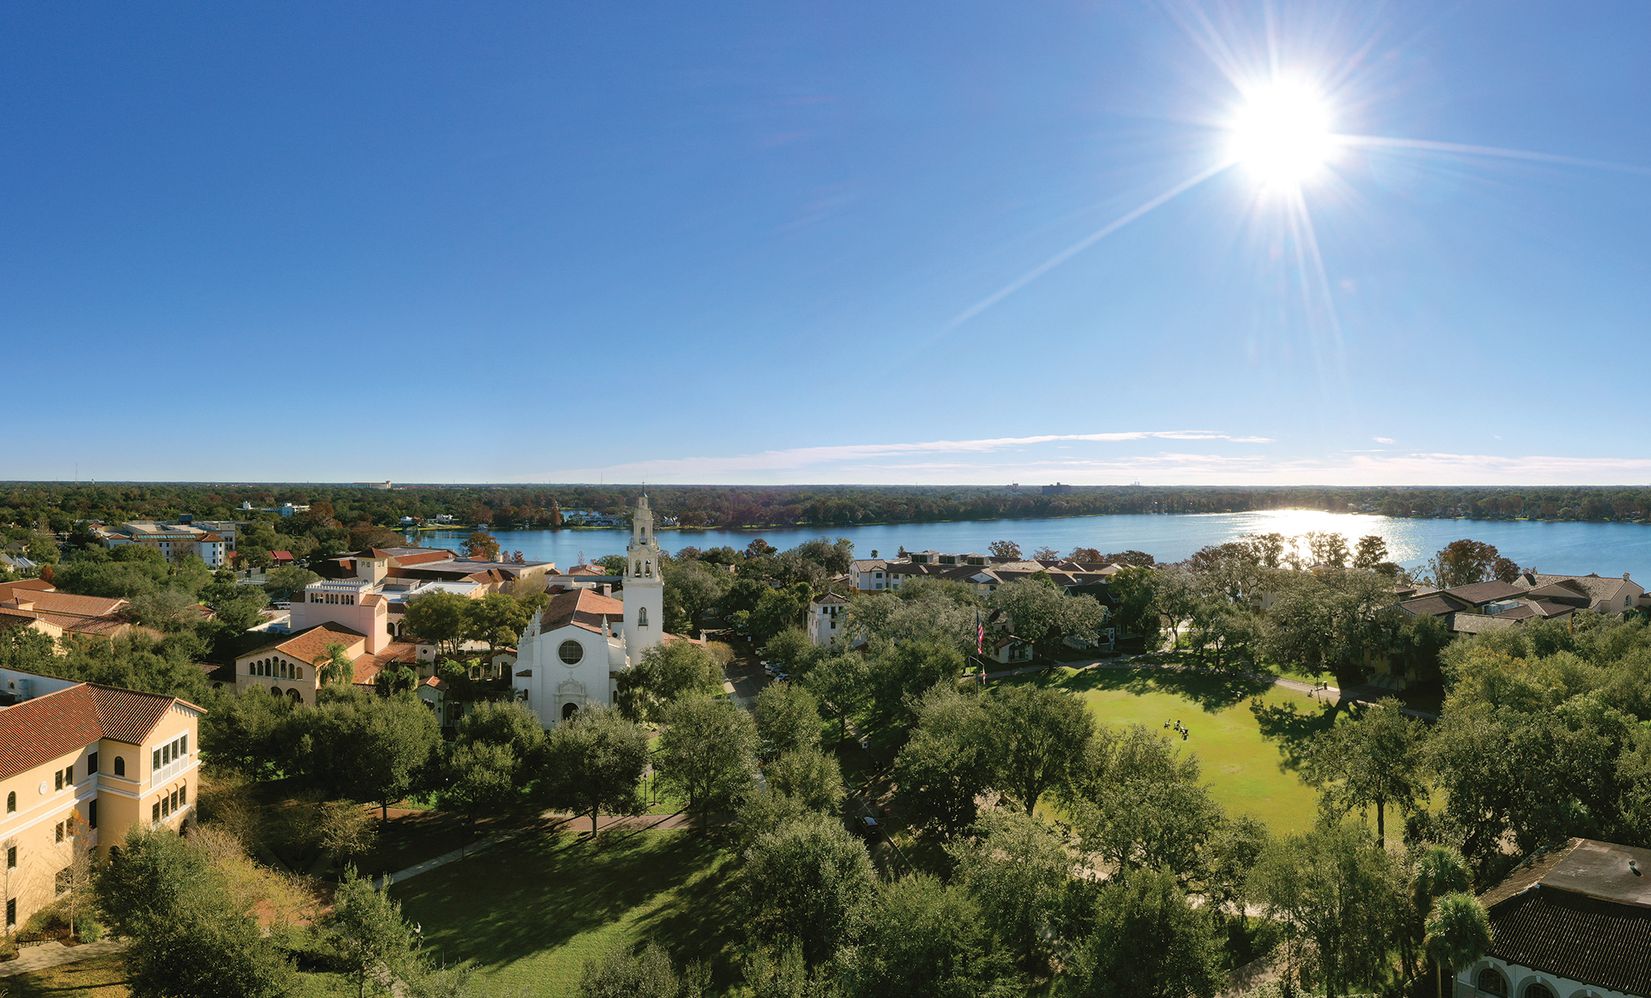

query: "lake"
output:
412 509 1651 582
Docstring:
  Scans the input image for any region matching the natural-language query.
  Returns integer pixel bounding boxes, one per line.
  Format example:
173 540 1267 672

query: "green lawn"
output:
1024 666 1341 834
3 953 132 998
392 828 736 997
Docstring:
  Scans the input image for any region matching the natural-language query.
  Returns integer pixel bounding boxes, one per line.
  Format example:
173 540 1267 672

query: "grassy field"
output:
2 953 132 998
392 828 736 997
1025 665 1341 834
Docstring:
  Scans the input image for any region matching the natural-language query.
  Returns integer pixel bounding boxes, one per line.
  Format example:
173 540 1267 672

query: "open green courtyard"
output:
1021 665 1341 834
391 828 737 997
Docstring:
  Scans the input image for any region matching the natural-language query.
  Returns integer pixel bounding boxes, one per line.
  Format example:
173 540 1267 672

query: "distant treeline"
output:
2 482 1649 536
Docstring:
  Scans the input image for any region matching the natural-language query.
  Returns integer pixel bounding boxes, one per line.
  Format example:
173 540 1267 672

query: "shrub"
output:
74 915 104 942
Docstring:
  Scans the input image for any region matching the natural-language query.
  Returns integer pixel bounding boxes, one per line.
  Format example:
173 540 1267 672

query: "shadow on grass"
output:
1248 697 1339 772
391 828 730 979
1052 665 1273 712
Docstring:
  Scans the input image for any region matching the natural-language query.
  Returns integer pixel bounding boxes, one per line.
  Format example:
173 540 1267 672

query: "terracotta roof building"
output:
0 669 202 935
1461 838 1651 998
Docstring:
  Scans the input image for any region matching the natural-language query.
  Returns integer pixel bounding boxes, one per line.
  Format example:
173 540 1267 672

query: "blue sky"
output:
3 2 1649 485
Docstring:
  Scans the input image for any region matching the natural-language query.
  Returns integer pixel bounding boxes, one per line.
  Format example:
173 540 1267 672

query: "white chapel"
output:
511 495 666 726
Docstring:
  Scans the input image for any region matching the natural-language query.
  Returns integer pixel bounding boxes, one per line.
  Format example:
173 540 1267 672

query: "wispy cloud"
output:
1372 436 1395 445
527 430 1271 482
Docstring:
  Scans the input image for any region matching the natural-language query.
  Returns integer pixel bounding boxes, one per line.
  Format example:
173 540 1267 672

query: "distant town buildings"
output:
847 549 1121 597
95 521 228 567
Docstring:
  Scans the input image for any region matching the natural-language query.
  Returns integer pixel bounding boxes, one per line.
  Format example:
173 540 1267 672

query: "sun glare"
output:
1227 78 1337 190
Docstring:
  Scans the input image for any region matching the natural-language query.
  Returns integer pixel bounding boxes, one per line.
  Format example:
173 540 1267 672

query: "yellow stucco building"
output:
1 668 202 935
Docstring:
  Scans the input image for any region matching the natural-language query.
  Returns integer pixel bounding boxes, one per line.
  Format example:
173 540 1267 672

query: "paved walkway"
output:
0 937 127 979
981 654 1438 720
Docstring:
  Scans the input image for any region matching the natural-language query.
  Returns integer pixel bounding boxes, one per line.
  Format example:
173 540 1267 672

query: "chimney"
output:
357 557 388 585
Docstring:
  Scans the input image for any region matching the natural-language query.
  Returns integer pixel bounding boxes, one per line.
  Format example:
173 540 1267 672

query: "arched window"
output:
287 689 301 703
1475 968 1508 996
5 791 13 813
294 665 303 681
270 686 282 697
114 756 126 777
637 607 648 628
562 702 579 721
559 640 584 665
1524 984 1556 998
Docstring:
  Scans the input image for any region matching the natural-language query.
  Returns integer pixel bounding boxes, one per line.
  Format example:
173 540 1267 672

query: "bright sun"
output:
1227 78 1337 190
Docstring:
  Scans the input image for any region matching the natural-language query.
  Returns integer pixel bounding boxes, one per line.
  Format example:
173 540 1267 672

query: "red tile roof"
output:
540 588 625 634
238 625 367 665
0 681 197 781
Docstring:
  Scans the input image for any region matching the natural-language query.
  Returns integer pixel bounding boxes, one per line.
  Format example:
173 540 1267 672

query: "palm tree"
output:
1424 892 1491 998
316 642 355 687
1408 845 1473 983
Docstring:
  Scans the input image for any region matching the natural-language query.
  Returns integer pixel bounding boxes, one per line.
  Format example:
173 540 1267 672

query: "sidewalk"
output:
0 937 127 979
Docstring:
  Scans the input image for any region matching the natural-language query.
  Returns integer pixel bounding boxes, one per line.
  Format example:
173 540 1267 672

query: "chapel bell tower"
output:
623 494 665 658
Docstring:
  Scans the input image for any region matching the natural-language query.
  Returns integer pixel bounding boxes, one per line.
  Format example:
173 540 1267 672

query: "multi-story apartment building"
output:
0 668 202 935
98 521 228 568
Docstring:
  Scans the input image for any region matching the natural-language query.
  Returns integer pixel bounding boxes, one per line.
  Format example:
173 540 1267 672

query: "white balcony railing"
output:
149 755 192 788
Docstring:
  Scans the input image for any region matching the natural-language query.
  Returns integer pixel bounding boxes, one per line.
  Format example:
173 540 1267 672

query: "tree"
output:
1353 534 1390 571
749 583 812 644
988 539 1022 560
894 685 991 836
661 557 729 634
1423 893 1491 998
1064 867 1225 998
580 942 693 998
987 577 1106 659
759 628 818 676
1307 531 1350 569
304 692 441 825
130 587 200 630
753 682 822 761
763 749 846 814
465 530 501 561
742 814 876 967
1429 538 1519 588
979 682 1093 814
98 827 296 998
617 641 726 723
463 592 534 655
804 652 869 743
323 866 424 998
440 741 520 843
866 638 965 729
1065 724 1222 884
1254 821 1406 997
316 641 356 687
656 695 758 827
1108 566 1162 644
837 874 1010 998
949 808 1073 972
402 591 471 659
200 687 299 778
538 707 650 834
1308 697 1424 844
453 699 544 759
265 565 321 600
1403 845 1473 987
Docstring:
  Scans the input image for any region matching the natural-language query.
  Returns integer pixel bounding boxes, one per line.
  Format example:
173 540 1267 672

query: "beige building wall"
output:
1 705 198 935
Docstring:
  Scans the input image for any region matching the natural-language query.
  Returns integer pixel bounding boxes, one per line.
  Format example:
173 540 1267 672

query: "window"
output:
6 898 14 928
55 821 64 843
88 752 98 774
65 765 74 786
1474 968 1507 996
5 791 13 813
637 607 648 627
178 785 187 806
88 800 97 829
558 640 584 665
6 846 15 868
55 769 63 791
152 802 161 823
153 749 161 770
1524 985 1556 998
161 795 170 818
114 756 126 777
180 734 187 756
170 790 179 812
